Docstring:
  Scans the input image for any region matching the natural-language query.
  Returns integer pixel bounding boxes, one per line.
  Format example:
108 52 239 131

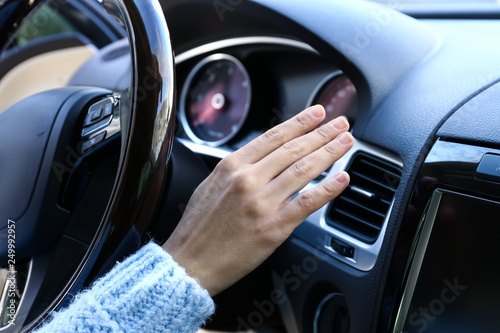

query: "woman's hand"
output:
163 105 354 296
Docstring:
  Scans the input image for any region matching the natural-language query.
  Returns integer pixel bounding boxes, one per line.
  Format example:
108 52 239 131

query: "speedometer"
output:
308 72 358 128
179 54 251 146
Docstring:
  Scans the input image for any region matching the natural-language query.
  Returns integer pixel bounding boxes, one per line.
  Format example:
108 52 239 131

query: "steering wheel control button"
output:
331 239 355 258
84 110 100 126
476 154 500 183
81 132 106 153
83 97 115 129
90 108 103 121
81 97 117 137
103 102 113 117
82 116 113 137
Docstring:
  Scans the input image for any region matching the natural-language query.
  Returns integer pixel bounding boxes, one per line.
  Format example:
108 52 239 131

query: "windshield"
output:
370 0 500 10
371 0 498 3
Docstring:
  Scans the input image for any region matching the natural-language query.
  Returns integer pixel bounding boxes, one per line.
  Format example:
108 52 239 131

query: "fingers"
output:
230 105 326 165
256 116 350 182
266 131 354 201
278 171 350 229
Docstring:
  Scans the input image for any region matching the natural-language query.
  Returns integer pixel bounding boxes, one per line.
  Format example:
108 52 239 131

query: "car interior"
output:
1 0 500 332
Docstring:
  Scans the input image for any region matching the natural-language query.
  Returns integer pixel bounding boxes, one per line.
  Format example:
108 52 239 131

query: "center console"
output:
383 139 500 333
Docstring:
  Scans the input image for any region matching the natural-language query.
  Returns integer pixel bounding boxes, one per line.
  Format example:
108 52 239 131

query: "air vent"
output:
326 153 402 244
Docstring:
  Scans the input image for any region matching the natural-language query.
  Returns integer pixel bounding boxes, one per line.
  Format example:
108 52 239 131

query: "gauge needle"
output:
193 106 221 126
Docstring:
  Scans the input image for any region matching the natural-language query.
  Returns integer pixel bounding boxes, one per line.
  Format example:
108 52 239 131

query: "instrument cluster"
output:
177 45 359 148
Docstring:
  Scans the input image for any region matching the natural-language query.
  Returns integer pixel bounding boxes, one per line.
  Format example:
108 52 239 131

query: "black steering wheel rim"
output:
0 0 175 330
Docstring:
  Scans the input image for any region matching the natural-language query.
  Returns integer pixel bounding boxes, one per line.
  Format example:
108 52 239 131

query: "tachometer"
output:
308 72 358 128
180 54 251 146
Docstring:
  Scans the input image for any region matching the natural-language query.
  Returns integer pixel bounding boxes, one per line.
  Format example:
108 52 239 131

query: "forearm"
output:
35 242 215 333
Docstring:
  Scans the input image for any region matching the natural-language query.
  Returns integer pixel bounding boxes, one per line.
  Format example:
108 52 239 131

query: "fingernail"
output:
332 117 348 130
335 172 348 183
310 105 324 118
336 132 353 145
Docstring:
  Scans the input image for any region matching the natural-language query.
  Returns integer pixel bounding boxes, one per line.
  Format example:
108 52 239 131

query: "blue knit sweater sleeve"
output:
34 242 215 333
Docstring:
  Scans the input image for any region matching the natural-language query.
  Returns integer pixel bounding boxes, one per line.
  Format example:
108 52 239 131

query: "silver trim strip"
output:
393 190 443 333
175 37 318 65
178 138 231 159
350 185 374 198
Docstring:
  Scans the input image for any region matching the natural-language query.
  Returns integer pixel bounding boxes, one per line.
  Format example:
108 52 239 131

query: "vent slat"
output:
326 153 402 244
359 158 401 179
380 198 392 206
351 171 397 193
339 196 386 219
334 208 381 231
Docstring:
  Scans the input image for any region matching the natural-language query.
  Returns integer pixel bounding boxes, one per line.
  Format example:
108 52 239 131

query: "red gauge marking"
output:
314 75 358 128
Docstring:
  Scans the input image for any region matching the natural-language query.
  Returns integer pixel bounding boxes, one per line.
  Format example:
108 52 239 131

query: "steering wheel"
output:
0 0 175 330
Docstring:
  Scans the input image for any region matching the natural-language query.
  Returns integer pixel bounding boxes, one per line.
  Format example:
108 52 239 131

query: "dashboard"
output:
2 0 500 332
6 27 404 329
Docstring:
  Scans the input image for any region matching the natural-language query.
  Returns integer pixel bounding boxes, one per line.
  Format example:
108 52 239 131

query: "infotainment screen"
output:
395 190 500 333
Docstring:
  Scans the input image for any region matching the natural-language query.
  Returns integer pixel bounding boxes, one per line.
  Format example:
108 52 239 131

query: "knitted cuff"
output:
36 242 215 333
